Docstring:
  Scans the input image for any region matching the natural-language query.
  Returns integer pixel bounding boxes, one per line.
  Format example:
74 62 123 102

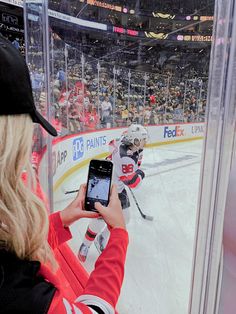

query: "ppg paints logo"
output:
73 137 84 161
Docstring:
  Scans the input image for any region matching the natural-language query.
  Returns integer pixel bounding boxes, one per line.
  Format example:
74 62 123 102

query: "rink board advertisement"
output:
148 123 204 145
38 123 205 191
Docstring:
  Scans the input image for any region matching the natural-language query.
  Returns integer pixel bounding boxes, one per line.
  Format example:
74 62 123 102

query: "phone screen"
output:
85 159 113 211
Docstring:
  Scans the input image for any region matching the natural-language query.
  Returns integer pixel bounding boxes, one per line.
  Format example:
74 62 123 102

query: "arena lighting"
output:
87 0 122 12
49 10 107 31
113 26 139 36
127 29 138 36
145 32 168 40
130 9 135 14
152 10 213 21
0 0 23 7
123 7 128 13
177 35 184 41
2 0 212 42
200 16 214 21
153 12 175 19
192 35 212 41
183 35 191 41
113 26 125 34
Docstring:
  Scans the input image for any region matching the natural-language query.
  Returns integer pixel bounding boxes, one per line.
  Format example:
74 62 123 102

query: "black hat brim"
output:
31 110 58 136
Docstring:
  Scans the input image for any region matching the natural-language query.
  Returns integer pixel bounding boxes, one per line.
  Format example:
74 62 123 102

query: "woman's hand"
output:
60 184 99 227
94 184 126 230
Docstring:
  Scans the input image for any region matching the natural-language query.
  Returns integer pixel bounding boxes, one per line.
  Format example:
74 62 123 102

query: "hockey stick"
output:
129 188 154 221
65 189 79 194
65 188 153 221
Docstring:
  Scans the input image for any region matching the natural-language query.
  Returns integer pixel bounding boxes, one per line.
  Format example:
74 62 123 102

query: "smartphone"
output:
85 159 113 212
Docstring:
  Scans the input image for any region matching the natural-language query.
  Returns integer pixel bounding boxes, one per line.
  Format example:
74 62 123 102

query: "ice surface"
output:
54 140 203 314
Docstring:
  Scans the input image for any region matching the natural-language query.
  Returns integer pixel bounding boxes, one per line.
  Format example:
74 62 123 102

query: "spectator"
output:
68 102 82 133
56 68 66 90
0 34 129 314
101 95 113 128
12 38 20 50
84 106 100 131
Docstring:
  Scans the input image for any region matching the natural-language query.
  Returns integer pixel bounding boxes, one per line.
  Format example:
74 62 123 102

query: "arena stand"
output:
27 32 207 139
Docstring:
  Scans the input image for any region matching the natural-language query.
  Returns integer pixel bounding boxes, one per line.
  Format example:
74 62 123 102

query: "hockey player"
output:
89 177 98 192
78 124 148 262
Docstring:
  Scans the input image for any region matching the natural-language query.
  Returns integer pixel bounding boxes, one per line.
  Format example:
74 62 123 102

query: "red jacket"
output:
46 213 129 313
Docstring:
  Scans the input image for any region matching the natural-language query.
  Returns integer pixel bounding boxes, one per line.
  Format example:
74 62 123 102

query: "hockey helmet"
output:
123 124 148 146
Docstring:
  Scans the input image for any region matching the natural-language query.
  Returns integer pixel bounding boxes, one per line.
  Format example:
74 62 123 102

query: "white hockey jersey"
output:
107 139 145 193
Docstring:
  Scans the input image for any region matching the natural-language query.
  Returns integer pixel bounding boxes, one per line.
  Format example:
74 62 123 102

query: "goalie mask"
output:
123 124 148 147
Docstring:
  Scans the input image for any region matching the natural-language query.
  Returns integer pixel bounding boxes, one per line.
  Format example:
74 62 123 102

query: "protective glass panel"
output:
100 61 115 129
129 69 146 125
24 0 52 204
22 1 217 313
189 0 236 312
116 66 130 126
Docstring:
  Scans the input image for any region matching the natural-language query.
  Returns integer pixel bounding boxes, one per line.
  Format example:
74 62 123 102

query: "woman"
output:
0 34 128 313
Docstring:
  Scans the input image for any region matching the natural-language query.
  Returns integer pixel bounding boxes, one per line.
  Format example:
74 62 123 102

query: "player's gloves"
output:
120 169 145 189
135 169 145 180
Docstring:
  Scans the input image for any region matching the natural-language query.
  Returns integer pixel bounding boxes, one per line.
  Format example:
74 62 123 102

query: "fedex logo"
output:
164 126 184 138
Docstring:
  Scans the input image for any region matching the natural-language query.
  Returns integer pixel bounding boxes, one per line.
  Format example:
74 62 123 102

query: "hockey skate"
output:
78 243 89 262
94 234 106 254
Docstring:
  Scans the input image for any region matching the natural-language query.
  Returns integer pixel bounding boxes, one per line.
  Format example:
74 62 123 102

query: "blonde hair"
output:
0 114 56 268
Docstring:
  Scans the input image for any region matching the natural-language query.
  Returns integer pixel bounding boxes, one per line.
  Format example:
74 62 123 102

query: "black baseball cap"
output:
0 34 57 136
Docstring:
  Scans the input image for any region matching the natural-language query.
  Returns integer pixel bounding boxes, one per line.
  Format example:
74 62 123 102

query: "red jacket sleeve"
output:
48 212 72 250
48 228 129 314
79 228 128 307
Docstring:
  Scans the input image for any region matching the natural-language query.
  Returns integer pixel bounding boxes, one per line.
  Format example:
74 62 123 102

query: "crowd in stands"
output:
29 45 207 136
0 34 25 55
